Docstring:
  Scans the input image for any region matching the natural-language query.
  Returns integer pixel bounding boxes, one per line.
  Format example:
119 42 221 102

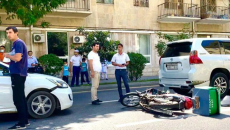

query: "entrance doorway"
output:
47 32 69 63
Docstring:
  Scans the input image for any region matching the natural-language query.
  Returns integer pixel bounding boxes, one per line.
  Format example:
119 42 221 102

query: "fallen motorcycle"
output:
121 88 193 116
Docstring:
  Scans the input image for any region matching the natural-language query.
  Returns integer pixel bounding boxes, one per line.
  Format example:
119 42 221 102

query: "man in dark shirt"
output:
4 26 29 130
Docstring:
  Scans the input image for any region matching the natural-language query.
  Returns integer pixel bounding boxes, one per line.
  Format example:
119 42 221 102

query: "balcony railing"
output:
58 0 90 11
158 2 200 19
199 5 229 19
134 0 149 7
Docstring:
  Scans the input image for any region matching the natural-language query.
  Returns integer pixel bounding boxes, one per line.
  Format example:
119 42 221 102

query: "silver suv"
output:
159 38 230 98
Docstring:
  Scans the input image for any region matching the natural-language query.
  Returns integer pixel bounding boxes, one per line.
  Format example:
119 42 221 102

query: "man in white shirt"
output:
88 42 102 105
111 43 130 102
69 50 82 87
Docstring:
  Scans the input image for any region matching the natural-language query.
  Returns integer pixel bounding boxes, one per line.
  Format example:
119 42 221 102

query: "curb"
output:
71 81 159 92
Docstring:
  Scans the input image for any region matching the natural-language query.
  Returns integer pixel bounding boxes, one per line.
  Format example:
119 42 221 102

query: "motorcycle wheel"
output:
121 93 140 107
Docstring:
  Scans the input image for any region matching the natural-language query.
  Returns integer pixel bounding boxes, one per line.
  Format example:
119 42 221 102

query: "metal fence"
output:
58 0 90 11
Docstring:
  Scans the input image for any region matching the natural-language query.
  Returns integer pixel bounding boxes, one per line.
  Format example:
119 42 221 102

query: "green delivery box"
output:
192 86 221 116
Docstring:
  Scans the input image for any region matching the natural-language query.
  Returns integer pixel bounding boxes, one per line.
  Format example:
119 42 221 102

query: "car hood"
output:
28 73 62 81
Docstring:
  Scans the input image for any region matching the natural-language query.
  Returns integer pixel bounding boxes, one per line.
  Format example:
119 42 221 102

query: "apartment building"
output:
0 0 229 77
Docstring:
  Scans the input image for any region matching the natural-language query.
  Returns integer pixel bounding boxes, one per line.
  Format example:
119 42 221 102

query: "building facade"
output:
0 0 230 77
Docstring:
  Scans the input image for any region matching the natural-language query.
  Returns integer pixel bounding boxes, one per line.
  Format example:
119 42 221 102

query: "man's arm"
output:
88 59 95 78
125 54 130 66
5 53 22 62
35 57 38 65
69 62 73 72
88 59 94 72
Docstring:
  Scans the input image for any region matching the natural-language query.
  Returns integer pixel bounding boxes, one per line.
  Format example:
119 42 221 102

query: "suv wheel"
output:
210 73 229 98
27 91 56 119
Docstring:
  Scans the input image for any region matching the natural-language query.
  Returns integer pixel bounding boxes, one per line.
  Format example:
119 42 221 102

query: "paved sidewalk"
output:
71 76 159 92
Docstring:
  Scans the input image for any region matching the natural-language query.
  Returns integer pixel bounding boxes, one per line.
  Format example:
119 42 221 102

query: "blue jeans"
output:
115 69 130 99
71 66 81 86
81 71 90 84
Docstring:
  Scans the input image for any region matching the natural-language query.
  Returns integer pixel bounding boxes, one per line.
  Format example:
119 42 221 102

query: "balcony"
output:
49 0 91 18
198 5 230 24
158 2 200 23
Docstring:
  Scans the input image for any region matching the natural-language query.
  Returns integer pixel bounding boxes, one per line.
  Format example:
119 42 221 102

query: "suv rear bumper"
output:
159 78 209 89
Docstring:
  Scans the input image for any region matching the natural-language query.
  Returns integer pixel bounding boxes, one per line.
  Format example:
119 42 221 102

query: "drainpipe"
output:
30 4 34 52
191 21 195 38
30 25 33 52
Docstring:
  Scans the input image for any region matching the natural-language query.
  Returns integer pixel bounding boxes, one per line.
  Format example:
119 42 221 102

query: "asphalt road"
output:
0 85 230 130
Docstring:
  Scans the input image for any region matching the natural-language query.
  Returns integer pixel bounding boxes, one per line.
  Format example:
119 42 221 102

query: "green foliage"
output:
155 24 192 56
155 41 167 56
77 26 85 35
41 21 50 28
76 28 120 61
127 52 148 81
0 0 67 26
38 54 63 75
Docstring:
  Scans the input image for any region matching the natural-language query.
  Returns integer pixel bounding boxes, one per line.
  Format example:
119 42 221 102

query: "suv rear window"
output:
162 42 192 58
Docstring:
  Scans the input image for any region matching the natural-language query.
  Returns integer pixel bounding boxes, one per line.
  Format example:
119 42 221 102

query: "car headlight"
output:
47 78 69 88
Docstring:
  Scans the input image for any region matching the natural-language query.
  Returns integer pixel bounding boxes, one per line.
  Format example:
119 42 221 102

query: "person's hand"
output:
91 71 95 78
118 64 125 67
4 53 10 58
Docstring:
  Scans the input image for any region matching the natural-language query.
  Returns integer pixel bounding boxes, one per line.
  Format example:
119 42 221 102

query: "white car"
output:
0 62 73 118
159 38 230 98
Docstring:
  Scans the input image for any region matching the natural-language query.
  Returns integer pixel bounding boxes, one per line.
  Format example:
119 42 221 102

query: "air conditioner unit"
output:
34 34 45 43
73 36 85 43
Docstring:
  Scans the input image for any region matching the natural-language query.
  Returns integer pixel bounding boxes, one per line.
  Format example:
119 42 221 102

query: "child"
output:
62 61 69 84
101 60 108 80
81 58 90 85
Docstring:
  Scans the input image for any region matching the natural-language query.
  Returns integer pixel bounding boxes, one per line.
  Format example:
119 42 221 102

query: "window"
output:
47 32 68 56
162 42 192 58
201 40 220 54
136 34 151 63
97 0 114 4
134 0 149 7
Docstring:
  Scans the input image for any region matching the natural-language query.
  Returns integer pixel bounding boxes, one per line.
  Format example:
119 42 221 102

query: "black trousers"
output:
11 74 28 126
62 76 69 84
28 67 35 73
115 69 130 99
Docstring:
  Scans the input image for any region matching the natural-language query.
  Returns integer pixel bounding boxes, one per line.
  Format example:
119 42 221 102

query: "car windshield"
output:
162 42 192 58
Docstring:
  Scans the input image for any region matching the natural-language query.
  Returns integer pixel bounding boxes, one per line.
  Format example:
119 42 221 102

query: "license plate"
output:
166 64 178 70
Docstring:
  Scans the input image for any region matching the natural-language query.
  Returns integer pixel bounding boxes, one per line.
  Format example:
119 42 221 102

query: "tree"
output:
155 24 192 56
0 0 67 26
75 28 120 61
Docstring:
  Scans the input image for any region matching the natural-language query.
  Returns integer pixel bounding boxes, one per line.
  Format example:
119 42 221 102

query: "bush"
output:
38 54 63 75
127 52 148 81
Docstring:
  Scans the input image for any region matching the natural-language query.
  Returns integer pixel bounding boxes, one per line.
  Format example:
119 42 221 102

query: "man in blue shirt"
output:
27 51 38 73
4 26 29 130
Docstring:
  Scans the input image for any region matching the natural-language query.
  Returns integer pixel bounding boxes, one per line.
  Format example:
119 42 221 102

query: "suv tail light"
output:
189 50 203 64
159 56 162 65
